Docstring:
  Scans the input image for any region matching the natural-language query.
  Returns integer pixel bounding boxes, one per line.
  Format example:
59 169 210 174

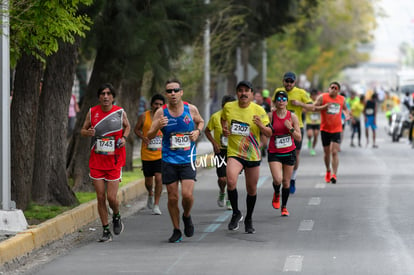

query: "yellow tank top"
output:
141 110 162 161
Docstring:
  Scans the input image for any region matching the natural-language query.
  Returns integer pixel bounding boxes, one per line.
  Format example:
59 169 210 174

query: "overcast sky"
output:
371 0 414 62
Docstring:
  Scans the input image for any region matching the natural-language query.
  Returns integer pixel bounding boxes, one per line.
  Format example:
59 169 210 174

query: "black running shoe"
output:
244 219 255 234
182 215 194 237
228 211 243 231
98 228 113 243
168 229 182 243
113 214 124 235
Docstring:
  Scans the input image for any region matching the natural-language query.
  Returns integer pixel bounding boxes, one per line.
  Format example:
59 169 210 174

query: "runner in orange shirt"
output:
314 82 350 184
134 94 165 215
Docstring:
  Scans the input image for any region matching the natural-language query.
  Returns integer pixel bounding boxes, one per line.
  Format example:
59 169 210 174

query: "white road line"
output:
308 197 321 206
283 255 304 272
315 183 326 189
298 220 314 231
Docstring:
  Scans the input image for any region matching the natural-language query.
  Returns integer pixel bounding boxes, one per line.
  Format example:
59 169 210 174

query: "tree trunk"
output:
31 41 79 206
10 54 43 210
118 78 142 171
67 49 123 192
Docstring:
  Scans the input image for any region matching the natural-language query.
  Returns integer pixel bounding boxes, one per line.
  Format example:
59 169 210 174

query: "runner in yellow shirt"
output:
221 80 272 234
350 94 365 147
205 95 236 210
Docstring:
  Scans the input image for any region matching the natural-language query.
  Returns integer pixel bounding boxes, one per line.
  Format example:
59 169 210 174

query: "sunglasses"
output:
330 86 338 90
166 88 182 94
276 96 288 102
284 79 295 84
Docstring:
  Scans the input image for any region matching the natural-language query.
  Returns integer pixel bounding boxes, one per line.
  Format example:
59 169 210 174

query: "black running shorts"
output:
161 161 196 185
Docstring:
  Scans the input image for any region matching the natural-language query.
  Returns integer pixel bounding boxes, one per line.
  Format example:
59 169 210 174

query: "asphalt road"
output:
12 114 414 275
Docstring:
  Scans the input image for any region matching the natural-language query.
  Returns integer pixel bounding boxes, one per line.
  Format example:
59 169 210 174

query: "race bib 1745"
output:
95 136 115 155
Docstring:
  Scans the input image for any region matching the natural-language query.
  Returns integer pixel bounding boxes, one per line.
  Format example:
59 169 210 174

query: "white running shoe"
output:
152 205 162 215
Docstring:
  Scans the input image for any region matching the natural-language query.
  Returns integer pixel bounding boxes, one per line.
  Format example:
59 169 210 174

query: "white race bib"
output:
310 113 320 121
170 133 191 150
274 135 293 149
147 135 162 150
95 136 115 155
231 121 250 136
366 108 374 115
327 103 341 115
220 135 228 147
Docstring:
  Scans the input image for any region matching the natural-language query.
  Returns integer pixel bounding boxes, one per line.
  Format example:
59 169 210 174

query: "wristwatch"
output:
289 128 295 133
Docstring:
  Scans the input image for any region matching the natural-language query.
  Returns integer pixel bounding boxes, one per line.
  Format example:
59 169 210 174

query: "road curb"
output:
0 178 147 266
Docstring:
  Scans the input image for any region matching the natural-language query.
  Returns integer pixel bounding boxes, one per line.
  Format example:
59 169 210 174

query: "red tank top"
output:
89 105 125 170
268 111 296 154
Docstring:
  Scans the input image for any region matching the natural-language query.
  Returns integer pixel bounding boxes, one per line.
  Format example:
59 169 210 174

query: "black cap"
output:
236 80 253 90
283 72 296 81
275 91 288 100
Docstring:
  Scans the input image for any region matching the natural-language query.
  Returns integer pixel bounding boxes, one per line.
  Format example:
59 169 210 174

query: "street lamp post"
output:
1 0 11 211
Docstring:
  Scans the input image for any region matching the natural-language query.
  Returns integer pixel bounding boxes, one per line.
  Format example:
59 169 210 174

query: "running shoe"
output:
289 179 296 194
98 228 113 243
112 214 124 235
226 200 232 210
182 214 194 237
325 171 331 183
244 219 255 234
272 192 280 209
330 174 337 184
168 229 182 243
228 211 243 231
147 195 154 209
281 207 289 216
307 139 312 149
310 149 316 156
152 205 162 215
217 192 225 207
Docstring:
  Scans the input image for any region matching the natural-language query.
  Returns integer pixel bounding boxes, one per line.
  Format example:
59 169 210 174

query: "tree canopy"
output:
9 0 92 64
266 0 377 90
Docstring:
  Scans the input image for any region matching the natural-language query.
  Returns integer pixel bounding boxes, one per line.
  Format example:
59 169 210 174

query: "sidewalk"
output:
0 141 214 266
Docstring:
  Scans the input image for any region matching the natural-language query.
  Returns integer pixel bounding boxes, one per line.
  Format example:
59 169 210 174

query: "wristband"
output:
289 128 295 134
122 135 128 140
